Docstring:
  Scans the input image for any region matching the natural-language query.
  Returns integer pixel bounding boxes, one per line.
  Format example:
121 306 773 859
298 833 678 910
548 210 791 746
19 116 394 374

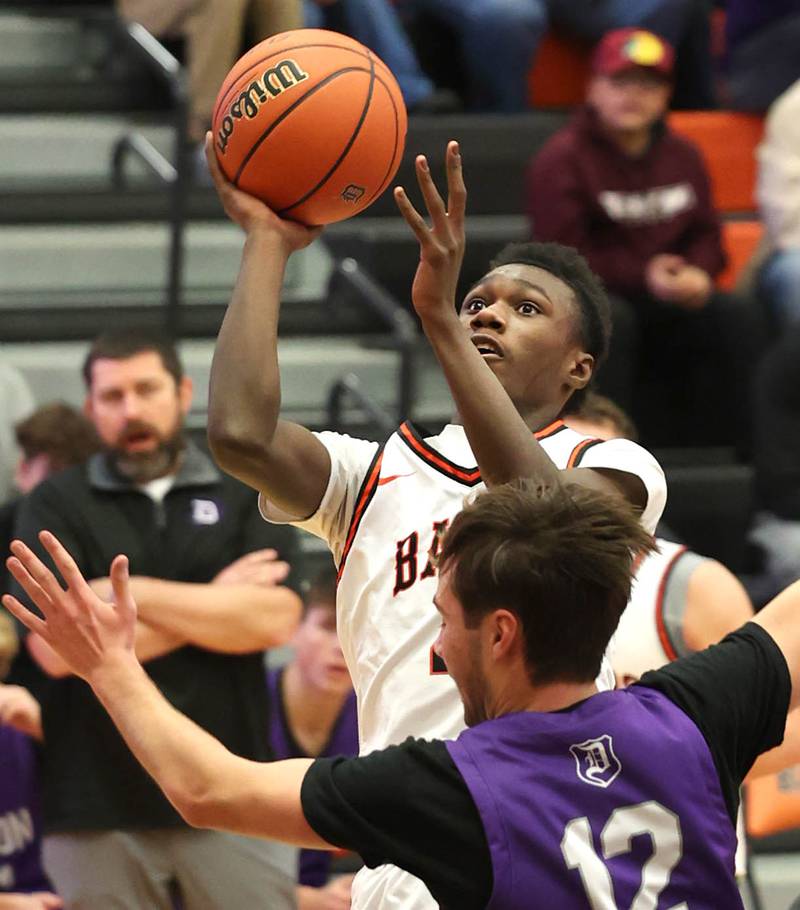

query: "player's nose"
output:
469 303 505 331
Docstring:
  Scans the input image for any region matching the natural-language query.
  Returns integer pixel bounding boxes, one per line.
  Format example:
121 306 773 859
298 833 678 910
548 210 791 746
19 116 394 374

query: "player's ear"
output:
566 351 594 391
489 609 519 662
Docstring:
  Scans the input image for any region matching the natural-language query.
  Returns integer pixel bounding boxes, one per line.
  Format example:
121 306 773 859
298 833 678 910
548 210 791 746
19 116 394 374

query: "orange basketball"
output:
212 29 407 225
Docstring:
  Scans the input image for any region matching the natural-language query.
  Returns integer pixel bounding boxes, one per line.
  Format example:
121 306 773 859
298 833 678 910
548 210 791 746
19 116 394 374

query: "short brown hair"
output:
439 480 654 685
16 402 101 471
82 329 183 388
302 564 337 618
566 392 639 441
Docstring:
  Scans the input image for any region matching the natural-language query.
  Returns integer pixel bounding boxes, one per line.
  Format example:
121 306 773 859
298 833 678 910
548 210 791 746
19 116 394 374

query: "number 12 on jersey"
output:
561 801 688 910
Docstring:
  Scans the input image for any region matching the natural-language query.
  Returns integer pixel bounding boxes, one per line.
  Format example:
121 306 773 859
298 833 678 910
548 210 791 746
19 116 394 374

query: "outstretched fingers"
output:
109 554 136 622
1 592 48 638
414 155 449 235
39 531 94 602
394 185 432 247
6 540 64 614
445 141 466 229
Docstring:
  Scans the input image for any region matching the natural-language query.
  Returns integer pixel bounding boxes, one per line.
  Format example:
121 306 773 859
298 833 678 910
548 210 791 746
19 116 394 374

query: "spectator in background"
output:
0 362 34 507
756 78 800 331
725 0 800 112
9 329 302 910
527 28 762 450
304 0 461 113
392 0 714 112
117 0 302 144
267 565 359 910
0 403 99 599
0 613 60 909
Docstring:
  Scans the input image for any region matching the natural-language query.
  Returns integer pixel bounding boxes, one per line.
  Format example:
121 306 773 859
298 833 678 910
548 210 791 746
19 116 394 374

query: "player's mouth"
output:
471 334 504 359
120 428 159 452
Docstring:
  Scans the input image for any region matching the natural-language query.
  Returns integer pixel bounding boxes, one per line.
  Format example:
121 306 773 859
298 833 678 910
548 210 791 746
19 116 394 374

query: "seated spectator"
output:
267 566 358 910
756 78 800 330
304 0 461 113
725 0 800 112
0 613 60 908
527 28 764 449
0 403 99 598
395 0 714 112
117 0 303 144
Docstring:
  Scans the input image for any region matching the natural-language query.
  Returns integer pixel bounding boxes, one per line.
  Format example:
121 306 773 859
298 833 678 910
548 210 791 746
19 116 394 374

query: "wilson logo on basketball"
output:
341 184 366 203
217 59 309 154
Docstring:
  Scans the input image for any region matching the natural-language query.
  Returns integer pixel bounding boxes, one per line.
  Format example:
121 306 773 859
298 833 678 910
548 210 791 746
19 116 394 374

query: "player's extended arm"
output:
682 559 754 653
3 533 328 849
753 579 800 711
203 135 333 519
394 144 645 508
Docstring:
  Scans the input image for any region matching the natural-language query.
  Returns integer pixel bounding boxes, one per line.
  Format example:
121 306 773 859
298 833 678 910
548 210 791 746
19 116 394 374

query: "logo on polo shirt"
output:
192 499 220 525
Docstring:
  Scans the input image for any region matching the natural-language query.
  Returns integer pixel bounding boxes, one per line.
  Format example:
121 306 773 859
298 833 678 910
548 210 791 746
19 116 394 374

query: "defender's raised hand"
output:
3 532 137 683
394 141 467 325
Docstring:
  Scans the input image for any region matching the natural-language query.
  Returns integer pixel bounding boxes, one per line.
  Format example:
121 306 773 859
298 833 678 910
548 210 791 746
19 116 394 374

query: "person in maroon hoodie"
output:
526 28 764 451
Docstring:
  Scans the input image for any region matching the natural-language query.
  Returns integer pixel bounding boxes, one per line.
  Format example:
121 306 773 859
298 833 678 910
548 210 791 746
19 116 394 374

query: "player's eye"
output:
518 301 541 315
463 298 486 314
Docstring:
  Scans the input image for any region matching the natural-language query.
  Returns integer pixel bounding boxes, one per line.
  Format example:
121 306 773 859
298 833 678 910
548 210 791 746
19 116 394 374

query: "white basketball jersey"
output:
328 420 665 910
612 539 688 685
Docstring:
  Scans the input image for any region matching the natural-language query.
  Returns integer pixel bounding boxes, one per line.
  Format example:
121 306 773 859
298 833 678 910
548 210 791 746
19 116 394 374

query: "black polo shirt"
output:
10 443 298 832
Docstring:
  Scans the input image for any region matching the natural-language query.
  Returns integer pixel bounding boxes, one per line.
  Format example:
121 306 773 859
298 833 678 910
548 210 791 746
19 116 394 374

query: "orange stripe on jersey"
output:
397 419 569 486
337 449 384 584
655 545 688 662
566 437 602 469
398 422 481 485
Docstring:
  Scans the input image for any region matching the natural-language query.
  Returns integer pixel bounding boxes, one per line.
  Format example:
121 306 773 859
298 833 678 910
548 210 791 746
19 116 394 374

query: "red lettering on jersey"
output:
421 519 450 579
393 531 419 596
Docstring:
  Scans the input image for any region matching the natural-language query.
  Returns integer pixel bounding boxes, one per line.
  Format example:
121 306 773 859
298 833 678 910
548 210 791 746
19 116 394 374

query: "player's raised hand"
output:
3 532 137 683
394 140 466 325
204 133 323 251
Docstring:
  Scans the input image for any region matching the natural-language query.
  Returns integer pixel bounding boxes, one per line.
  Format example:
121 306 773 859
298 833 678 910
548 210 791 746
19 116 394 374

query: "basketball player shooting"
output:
203 135 667 908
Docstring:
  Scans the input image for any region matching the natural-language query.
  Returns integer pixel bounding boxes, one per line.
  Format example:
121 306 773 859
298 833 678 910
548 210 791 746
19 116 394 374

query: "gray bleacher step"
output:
0 13 86 71
0 115 174 184
0 222 331 305
0 338 452 429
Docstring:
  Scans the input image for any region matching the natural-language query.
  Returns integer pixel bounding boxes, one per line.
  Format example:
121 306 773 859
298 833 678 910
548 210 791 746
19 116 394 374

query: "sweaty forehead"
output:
473 264 577 309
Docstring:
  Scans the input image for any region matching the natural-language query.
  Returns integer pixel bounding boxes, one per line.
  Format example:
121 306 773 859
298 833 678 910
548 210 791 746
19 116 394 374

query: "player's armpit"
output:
564 466 647 512
748 706 800 780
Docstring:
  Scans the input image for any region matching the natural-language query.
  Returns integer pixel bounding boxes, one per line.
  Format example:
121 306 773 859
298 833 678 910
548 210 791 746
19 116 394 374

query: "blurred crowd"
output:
3 0 800 906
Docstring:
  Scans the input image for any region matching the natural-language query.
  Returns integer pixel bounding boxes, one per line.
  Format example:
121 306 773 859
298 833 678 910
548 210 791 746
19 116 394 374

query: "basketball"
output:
212 29 408 226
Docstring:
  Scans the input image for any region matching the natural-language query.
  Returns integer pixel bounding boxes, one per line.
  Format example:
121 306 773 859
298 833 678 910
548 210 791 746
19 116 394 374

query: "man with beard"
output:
7 330 302 910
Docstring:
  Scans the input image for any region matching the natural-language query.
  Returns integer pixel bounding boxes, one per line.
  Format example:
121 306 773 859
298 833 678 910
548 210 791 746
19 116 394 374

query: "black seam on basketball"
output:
278 55 376 216
362 72 403 208
212 42 373 126
233 65 371 186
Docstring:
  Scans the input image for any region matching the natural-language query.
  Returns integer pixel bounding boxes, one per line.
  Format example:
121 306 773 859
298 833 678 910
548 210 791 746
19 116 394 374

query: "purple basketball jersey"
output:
266 667 358 887
0 725 51 894
447 686 743 909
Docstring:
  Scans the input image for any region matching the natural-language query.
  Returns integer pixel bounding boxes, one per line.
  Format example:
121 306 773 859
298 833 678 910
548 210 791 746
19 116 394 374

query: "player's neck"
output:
452 401 563 435
492 679 599 718
282 662 351 757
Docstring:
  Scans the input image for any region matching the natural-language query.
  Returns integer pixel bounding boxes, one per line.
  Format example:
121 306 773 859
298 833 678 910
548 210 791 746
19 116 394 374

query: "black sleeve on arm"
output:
301 738 492 910
638 622 791 823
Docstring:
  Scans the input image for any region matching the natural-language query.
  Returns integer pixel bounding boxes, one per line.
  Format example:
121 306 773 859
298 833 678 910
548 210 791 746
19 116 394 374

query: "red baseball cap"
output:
592 28 675 78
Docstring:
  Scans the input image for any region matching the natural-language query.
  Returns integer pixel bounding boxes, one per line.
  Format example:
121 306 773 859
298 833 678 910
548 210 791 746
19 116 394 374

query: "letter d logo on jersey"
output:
570 735 621 789
192 499 220 525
